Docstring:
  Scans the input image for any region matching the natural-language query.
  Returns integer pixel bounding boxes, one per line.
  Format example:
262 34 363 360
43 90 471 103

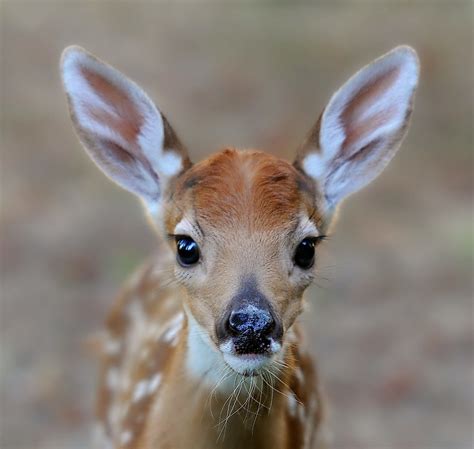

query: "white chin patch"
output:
219 339 282 376
222 353 272 376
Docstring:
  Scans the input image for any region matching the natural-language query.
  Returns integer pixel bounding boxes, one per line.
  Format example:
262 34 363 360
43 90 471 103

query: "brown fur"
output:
171 149 320 231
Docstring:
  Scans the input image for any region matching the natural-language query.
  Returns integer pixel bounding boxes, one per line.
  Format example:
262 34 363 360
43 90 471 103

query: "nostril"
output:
263 316 275 335
227 310 249 335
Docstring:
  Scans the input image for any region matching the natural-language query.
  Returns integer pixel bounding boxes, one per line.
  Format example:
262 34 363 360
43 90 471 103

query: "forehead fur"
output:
169 148 319 233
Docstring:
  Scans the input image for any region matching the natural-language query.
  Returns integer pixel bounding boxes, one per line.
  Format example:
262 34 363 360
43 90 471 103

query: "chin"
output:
219 339 282 377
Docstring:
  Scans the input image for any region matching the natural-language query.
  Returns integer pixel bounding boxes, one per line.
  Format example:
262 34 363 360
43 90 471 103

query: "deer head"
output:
61 45 419 377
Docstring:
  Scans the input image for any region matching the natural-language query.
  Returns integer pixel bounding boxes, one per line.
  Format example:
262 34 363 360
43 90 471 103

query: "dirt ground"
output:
1 1 472 448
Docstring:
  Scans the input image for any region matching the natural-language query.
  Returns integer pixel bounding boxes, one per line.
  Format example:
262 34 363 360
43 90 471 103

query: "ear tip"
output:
61 45 85 63
60 45 95 74
387 45 420 79
391 45 419 63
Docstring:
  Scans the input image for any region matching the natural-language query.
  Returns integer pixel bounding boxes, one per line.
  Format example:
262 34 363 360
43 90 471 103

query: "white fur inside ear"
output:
62 48 165 152
61 47 186 205
302 152 327 181
136 116 183 179
302 46 419 209
320 46 419 160
157 150 183 178
62 54 128 150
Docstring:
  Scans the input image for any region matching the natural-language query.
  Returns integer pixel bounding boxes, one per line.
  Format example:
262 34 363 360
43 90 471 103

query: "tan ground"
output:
1 1 472 448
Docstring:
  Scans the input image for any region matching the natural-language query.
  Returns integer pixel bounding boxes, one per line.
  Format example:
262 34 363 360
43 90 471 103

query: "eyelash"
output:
301 235 327 246
314 235 327 244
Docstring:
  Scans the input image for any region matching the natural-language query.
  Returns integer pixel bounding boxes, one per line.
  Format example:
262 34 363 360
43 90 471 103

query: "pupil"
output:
176 236 199 266
295 238 316 269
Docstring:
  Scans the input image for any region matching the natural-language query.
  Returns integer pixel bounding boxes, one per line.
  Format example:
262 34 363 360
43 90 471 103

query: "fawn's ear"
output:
60 46 191 213
295 46 419 212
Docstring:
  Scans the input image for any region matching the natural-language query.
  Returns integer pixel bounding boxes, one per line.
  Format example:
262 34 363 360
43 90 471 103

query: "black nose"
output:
224 306 279 355
227 306 275 338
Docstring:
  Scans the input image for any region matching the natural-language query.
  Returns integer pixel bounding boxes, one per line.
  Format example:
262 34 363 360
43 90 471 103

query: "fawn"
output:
60 45 419 449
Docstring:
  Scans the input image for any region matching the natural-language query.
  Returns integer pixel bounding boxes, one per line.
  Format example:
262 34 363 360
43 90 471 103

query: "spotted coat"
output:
93 250 325 449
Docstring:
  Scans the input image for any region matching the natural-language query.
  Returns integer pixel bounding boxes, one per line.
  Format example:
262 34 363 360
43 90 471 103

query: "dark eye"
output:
294 237 317 269
175 236 200 266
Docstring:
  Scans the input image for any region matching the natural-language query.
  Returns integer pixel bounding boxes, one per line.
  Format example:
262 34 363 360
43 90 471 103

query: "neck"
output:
146 307 294 449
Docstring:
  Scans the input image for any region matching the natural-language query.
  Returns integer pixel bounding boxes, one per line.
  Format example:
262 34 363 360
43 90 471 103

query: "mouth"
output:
222 353 273 376
219 339 282 376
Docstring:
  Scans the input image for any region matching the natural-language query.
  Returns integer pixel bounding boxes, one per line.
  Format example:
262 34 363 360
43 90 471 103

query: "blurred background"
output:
1 1 472 448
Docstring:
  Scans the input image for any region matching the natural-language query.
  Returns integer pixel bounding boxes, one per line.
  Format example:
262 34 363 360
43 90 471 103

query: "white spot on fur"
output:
120 430 133 446
161 313 184 344
298 402 306 422
105 339 121 356
106 368 120 391
125 300 150 364
133 379 149 403
147 373 162 394
287 393 298 417
132 373 162 403
107 404 121 439
295 367 304 385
